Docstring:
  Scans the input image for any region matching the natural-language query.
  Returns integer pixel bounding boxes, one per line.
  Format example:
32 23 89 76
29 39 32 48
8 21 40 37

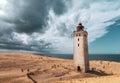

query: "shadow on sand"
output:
87 70 112 76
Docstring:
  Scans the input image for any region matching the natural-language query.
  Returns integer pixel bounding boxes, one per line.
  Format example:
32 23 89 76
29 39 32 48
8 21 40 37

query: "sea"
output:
37 54 120 62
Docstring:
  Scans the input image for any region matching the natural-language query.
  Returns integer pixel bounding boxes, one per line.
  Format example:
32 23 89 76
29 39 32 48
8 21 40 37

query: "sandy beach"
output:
0 53 120 83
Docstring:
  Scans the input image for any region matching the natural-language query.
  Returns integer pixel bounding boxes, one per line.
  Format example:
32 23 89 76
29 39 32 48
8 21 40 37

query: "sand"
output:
0 53 120 83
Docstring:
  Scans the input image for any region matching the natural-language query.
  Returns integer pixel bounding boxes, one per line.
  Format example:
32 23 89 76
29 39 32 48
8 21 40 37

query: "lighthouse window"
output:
78 38 79 41
78 44 79 47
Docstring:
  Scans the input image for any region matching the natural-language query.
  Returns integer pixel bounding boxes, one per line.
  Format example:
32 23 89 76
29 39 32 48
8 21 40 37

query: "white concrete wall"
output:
73 31 89 72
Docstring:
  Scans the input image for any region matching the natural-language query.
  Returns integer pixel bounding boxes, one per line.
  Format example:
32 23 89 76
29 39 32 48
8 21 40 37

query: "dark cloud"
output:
0 37 53 53
12 0 67 34
0 0 67 53
0 0 67 33
51 0 67 15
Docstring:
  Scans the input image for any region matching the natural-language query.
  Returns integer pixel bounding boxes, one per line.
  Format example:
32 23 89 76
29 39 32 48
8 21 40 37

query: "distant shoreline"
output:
0 52 120 62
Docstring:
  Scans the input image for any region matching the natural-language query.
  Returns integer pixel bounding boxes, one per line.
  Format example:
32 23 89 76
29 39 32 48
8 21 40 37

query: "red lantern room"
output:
77 23 84 31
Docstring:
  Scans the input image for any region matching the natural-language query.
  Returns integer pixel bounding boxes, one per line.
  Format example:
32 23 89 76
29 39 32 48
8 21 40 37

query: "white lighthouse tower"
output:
73 23 89 72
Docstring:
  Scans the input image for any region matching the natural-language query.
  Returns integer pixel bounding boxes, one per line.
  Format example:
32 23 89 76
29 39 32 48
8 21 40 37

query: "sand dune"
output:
0 53 120 83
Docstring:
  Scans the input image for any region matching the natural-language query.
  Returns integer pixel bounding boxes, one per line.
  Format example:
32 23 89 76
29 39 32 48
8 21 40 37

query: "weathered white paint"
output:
73 31 89 72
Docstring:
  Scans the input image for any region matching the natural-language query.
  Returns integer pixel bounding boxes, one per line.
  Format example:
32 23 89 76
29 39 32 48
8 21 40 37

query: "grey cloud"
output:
11 0 67 34
50 0 67 15
0 37 53 53
0 0 67 53
0 0 67 33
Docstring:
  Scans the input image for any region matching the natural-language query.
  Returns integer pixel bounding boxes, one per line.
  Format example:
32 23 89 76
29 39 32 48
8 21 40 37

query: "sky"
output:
0 0 120 54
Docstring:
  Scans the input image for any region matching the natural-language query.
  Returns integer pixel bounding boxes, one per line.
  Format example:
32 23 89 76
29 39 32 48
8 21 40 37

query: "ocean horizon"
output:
35 53 120 62
0 52 120 62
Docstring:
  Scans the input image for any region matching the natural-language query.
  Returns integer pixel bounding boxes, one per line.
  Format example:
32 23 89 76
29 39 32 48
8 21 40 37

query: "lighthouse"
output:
73 23 89 72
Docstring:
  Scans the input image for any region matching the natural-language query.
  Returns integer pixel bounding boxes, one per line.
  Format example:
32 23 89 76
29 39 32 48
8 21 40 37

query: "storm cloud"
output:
0 0 120 54
0 0 67 53
0 0 66 33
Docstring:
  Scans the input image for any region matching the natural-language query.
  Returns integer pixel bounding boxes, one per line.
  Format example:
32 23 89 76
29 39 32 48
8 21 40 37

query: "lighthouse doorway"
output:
77 66 81 71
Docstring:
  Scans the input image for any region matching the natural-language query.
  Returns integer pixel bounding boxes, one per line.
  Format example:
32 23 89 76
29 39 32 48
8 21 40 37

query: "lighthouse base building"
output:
73 23 89 73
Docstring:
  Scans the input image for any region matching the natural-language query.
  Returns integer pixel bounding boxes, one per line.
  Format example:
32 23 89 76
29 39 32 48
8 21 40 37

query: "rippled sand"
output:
0 53 120 83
